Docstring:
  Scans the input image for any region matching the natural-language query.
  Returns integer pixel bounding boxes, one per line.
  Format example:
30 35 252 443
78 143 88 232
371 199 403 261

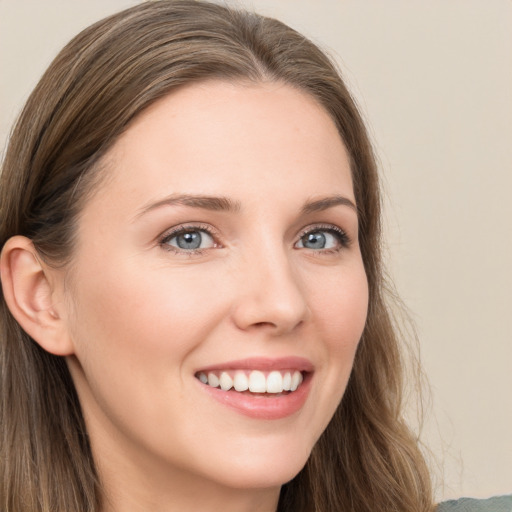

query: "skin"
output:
26 82 369 511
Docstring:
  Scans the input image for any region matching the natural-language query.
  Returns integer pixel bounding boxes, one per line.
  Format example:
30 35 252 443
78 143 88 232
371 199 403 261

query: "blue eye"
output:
163 229 215 251
296 228 348 250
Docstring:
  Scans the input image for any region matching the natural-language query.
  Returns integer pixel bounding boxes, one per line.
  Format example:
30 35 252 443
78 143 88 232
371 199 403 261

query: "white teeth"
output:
219 372 233 391
266 371 283 393
199 369 305 394
233 371 249 392
290 371 302 391
248 370 267 392
282 372 292 391
208 372 219 388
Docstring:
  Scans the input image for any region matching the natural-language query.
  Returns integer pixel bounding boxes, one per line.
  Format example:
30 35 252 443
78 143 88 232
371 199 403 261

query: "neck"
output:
91 426 280 512
100 476 280 512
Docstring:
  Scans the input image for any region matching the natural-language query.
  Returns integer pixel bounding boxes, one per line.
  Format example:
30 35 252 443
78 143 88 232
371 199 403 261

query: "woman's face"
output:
63 81 368 496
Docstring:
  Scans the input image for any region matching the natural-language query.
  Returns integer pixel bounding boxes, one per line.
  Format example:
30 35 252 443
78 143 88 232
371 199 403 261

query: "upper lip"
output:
196 356 314 373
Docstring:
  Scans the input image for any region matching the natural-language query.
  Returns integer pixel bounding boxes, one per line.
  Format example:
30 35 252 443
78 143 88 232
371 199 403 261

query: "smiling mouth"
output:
195 369 305 395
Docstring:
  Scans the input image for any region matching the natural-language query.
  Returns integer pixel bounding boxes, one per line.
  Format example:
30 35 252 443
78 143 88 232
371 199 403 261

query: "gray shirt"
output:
438 496 512 512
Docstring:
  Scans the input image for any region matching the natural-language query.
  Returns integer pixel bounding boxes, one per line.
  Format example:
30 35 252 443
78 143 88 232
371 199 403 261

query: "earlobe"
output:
0 236 74 356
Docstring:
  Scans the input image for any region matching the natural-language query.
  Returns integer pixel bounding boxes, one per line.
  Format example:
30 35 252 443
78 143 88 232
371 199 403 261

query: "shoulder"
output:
437 495 512 512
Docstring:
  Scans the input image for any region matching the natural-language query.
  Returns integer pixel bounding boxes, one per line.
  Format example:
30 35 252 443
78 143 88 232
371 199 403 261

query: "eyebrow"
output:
136 193 356 218
301 195 357 214
136 194 241 218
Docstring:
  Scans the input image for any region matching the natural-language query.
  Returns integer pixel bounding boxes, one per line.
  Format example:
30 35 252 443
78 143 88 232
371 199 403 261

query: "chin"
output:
214 464 304 491
198 439 312 491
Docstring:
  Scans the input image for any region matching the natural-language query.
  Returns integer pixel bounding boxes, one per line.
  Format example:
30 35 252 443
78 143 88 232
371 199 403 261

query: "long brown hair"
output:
0 1 433 510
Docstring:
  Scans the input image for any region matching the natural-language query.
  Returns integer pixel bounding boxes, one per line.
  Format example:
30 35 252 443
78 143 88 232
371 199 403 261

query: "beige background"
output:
1 0 511 502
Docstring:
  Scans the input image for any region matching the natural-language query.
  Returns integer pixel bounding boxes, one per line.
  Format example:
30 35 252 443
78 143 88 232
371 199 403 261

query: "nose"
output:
231 248 310 335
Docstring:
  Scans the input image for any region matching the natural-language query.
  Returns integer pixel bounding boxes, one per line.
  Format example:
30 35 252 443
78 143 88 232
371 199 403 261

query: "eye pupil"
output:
302 232 326 249
177 231 202 249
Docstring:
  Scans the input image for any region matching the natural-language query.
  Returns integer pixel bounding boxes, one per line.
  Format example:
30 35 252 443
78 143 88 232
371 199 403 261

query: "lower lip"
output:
198 374 312 420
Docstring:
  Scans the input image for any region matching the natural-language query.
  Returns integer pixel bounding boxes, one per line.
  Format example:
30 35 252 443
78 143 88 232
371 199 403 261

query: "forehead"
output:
91 80 354 215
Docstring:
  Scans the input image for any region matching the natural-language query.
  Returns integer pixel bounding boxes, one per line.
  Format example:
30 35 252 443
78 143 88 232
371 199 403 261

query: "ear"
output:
0 236 74 356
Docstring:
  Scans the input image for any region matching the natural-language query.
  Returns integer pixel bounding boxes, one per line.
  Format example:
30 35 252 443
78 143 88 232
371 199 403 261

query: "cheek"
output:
300 260 368 436
310 261 369 351
67 255 224 359
63 257 233 453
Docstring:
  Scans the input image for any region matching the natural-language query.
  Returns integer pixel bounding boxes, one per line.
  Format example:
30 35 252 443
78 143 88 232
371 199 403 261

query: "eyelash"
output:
159 223 219 255
296 224 351 254
158 223 351 255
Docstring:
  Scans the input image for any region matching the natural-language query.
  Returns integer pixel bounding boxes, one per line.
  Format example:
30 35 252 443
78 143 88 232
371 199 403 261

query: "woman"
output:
0 1 508 511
